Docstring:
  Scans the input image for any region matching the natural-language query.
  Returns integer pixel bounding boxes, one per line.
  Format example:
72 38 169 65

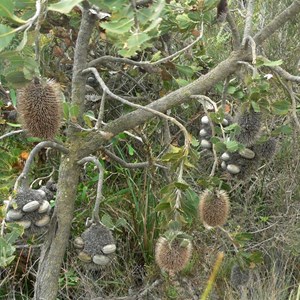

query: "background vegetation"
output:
0 0 299 299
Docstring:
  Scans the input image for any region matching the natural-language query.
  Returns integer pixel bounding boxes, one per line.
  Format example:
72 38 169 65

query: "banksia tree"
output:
17 77 62 139
155 234 192 273
199 189 230 228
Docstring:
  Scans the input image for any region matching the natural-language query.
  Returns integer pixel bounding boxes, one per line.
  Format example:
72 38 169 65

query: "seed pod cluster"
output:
198 189 230 228
235 108 261 147
220 148 261 179
199 114 233 150
5 187 53 235
230 264 250 288
155 234 192 273
74 223 116 269
221 138 277 179
17 77 62 140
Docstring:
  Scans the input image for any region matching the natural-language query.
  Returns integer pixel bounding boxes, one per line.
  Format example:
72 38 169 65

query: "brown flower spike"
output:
155 236 192 273
18 78 62 139
199 189 230 228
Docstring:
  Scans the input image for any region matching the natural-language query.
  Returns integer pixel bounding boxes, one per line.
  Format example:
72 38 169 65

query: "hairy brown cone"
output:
199 189 230 228
155 236 192 273
18 78 62 139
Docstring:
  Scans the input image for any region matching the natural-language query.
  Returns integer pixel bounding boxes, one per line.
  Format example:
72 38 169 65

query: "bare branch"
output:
88 27 203 69
102 148 167 169
254 0 300 46
82 67 190 150
95 91 106 129
0 129 24 140
242 0 255 46
287 83 300 132
14 141 68 191
270 65 300 83
78 156 104 223
226 12 241 50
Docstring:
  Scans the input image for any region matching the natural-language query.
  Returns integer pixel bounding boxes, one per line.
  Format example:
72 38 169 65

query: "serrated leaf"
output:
168 220 182 231
127 32 151 48
191 136 199 147
272 100 290 115
101 18 134 34
0 24 15 51
48 0 83 14
176 14 197 30
234 232 253 243
0 0 26 24
63 102 69 119
15 30 28 51
176 65 194 77
227 86 236 94
263 59 283 67
155 202 171 212
101 214 114 229
174 181 189 190
225 140 240 152
251 101 260 112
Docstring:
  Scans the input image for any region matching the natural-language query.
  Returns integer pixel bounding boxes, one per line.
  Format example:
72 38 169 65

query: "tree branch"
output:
226 11 241 50
78 156 104 223
71 2 97 123
87 27 203 69
0 129 24 140
254 0 300 46
14 141 68 191
102 148 167 169
270 65 300 83
82 67 190 150
242 0 255 46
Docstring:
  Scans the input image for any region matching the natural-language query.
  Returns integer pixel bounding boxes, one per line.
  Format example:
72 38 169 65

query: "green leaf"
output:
15 31 28 51
191 136 199 147
127 144 135 156
223 123 240 133
263 59 283 67
227 86 236 94
176 14 196 30
101 214 114 229
63 102 69 119
127 32 151 48
174 181 189 191
272 125 292 136
176 65 194 77
234 232 253 243
203 0 220 12
224 140 240 152
155 202 171 212
168 220 182 231
101 18 134 34
272 100 290 115
0 0 26 24
251 101 260 112
0 24 15 51
6 122 21 128
48 0 83 14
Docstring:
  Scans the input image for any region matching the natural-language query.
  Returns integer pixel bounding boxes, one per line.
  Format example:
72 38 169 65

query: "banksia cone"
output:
18 78 62 139
253 138 277 160
155 236 192 273
198 189 230 228
235 108 261 146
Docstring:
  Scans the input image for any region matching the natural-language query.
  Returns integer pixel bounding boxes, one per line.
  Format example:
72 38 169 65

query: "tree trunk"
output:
33 151 81 300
